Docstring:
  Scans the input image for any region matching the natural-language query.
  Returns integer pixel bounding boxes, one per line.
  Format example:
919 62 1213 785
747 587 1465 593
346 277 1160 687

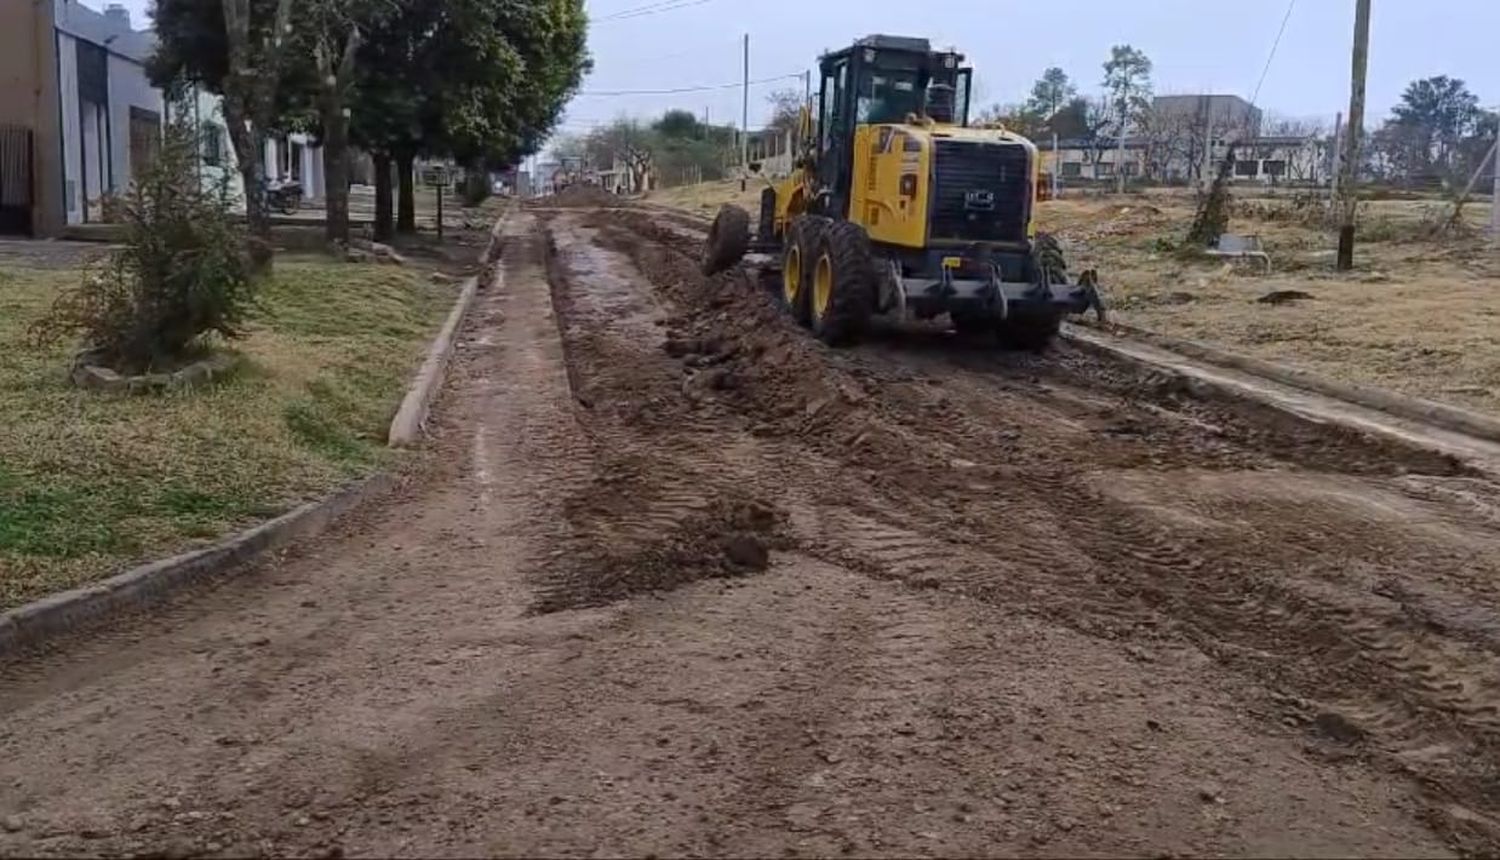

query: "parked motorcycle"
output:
267 180 303 215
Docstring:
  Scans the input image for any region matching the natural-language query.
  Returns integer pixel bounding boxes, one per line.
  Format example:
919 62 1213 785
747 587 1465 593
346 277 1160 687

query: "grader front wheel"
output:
781 216 828 325
701 204 751 275
809 221 875 345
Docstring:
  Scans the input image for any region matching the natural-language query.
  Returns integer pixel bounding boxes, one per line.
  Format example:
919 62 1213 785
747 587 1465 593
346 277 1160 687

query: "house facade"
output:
0 1 326 236
53 0 163 225
0 0 67 235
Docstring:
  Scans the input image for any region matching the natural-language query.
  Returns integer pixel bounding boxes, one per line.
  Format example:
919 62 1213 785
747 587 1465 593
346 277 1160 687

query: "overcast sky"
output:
98 0 1500 135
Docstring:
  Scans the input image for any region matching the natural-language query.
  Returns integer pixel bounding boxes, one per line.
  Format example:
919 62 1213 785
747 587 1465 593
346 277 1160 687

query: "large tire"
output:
780 215 827 325
702 204 751 275
996 313 1062 351
809 221 875 346
951 312 991 337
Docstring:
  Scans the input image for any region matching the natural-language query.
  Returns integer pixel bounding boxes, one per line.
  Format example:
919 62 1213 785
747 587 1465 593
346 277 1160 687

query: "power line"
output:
1248 0 1297 108
593 0 713 23
575 73 800 96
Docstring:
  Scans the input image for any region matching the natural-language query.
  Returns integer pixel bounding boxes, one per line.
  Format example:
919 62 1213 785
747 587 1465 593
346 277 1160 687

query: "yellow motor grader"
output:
703 34 1104 349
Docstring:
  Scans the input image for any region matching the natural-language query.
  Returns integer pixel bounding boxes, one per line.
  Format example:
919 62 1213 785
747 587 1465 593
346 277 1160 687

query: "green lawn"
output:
0 257 457 610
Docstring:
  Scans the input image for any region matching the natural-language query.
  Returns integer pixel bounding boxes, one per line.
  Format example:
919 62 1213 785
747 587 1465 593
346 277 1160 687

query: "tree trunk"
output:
397 150 416 233
320 89 351 246
373 152 394 242
223 98 272 272
463 158 489 206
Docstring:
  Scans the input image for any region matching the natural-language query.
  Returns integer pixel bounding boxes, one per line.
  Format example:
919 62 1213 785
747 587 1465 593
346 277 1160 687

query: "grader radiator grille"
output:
929 140 1029 243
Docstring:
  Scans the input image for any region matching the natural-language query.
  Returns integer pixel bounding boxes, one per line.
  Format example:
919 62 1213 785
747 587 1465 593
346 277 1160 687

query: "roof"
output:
853 34 932 53
1036 137 1148 151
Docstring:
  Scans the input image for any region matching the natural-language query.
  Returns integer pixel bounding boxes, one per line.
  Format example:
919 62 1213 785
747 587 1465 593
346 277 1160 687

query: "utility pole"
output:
1201 104 1214 192
1492 129 1499 247
1329 111 1343 199
1116 110 1128 194
1052 132 1060 199
741 33 750 169
1336 0 1371 271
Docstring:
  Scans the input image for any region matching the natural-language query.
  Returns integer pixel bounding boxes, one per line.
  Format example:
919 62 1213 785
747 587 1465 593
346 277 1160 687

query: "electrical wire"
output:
1248 0 1297 108
593 0 714 23
575 73 801 96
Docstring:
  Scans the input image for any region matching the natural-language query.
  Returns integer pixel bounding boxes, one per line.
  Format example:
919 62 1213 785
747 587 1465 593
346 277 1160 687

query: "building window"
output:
1061 161 1082 178
1263 160 1287 177
201 123 224 166
1095 162 1115 177
1235 160 1259 177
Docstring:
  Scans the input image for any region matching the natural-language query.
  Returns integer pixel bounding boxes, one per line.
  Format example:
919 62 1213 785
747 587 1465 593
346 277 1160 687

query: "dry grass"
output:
651 180 1500 414
1033 189 1500 413
0 257 457 609
646 180 763 218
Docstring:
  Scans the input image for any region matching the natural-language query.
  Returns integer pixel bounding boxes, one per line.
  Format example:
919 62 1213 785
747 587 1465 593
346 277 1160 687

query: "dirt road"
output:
5 196 1500 858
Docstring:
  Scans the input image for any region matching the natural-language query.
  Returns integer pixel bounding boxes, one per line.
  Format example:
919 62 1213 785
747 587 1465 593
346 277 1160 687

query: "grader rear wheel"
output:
701 204 751 275
809 221 875 346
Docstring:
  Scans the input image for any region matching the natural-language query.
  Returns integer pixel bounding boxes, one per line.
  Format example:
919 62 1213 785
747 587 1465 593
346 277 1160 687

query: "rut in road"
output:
576 201 1500 853
0 200 1494 858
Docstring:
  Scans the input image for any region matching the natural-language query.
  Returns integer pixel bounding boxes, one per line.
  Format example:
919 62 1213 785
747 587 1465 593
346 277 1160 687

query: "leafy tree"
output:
1026 67 1076 121
150 0 297 271
294 0 400 246
1376 76 1484 186
654 110 706 141
1102 45 1153 133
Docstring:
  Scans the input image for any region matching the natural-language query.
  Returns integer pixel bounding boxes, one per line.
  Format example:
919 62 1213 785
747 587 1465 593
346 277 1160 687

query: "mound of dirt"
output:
543 184 623 208
533 498 787 613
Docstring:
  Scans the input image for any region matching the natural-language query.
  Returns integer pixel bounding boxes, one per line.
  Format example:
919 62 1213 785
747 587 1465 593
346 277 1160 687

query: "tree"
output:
976 103 1045 138
150 0 297 271
1026 67 1076 122
1392 76 1481 176
654 109 706 141
586 119 656 191
1102 45 1153 134
766 88 803 138
345 0 587 233
297 0 374 246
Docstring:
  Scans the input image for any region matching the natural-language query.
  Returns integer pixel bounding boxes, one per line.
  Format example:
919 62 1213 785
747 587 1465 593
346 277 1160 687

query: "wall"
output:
0 0 64 234
55 30 81 222
181 84 245 207
106 51 162 192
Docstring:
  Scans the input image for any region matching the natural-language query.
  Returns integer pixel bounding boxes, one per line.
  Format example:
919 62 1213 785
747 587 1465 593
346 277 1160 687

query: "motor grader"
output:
702 34 1104 349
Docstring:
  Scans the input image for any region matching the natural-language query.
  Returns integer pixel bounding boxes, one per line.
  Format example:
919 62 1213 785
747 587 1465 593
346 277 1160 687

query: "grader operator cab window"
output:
856 72 921 124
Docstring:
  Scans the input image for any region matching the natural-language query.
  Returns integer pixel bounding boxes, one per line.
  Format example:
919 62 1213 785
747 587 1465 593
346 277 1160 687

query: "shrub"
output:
31 121 255 373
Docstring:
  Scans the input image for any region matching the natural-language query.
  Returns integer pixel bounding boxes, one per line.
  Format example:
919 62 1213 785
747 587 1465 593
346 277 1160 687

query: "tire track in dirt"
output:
583 197 1500 852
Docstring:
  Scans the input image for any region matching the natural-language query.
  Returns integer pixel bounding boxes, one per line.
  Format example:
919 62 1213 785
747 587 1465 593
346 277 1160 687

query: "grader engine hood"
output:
851 124 1038 250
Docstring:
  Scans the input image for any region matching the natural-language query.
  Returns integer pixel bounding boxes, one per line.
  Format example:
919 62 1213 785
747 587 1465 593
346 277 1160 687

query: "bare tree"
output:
586 119 656 192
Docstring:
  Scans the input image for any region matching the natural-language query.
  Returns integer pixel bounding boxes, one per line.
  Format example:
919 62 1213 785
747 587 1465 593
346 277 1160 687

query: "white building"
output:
53 0 163 224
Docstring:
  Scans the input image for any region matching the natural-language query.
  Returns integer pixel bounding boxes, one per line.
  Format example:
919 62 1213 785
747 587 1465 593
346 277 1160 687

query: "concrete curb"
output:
1068 319 1500 445
387 210 508 447
0 473 397 656
387 275 480 446
0 207 513 656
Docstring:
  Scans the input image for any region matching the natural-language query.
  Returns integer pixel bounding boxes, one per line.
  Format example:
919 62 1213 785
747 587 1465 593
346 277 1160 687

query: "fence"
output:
0 124 34 235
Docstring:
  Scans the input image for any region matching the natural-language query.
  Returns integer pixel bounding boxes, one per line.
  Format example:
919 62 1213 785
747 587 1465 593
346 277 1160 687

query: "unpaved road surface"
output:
5 194 1500 858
